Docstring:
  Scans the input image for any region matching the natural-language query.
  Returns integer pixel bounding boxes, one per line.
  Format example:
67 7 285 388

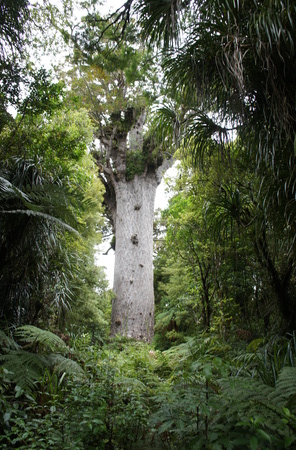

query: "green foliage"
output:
0 326 82 394
0 0 29 55
0 0 30 131
18 68 65 118
147 334 296 449
1 331 296 449
0 350 47 393
154 154 261 346
125 149 147 180
0 337 162 449
0 63 108 331
237 332 296 387
0 154 106 328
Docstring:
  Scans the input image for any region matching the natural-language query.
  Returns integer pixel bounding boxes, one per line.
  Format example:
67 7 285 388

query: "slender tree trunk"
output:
110 175 157 341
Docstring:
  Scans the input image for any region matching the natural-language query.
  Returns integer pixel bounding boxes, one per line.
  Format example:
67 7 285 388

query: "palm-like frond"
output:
135 0 187 49
205 182 256 242
0 158 83 325
0 175 30 203
182 111 232 166
150 102 181 153
0 158 80 231
0 208 78 233
146 0 296 174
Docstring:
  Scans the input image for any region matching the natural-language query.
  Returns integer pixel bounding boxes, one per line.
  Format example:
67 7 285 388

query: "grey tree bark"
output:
111 175 156 340
95 108 172 341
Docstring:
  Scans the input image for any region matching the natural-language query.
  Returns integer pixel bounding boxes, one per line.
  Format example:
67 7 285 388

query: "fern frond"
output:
116 376 146 392
0 350 48 392
274 367 296 405
220 370 296 431
163 337 194 365
47 353 84 377
15 326 68 353
0 330 19 351
154 310 175 332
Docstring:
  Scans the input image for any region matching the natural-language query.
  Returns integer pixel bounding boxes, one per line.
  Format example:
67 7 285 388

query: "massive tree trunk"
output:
66 21 175 341
95 108 172 341
111 175 157 340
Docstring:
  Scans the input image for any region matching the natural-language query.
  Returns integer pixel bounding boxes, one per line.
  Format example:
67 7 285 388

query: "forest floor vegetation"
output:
1 328 296 449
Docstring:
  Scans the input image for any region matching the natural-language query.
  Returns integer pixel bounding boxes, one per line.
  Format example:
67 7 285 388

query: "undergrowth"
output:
1 328 296 449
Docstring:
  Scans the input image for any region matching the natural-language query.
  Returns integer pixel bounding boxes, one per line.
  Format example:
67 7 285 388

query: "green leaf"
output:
257 429 271 442
203 363 212 380
3 412 11 423
283 407 291 417
250 436 258 450
14 386 24 398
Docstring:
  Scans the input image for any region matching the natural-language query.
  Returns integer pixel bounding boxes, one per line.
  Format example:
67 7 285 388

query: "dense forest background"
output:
1 0 296 448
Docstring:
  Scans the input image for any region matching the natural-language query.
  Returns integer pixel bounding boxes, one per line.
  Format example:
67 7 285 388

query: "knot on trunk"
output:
131 234 139 245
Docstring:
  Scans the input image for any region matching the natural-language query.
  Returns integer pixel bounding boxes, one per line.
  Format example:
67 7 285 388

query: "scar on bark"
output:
134 204 141 210
131 234 138 245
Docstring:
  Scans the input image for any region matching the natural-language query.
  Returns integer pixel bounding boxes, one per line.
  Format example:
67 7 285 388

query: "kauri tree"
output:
66 5 173 341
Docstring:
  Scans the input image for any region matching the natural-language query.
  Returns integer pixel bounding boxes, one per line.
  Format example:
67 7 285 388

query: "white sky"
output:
101 0 126 14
